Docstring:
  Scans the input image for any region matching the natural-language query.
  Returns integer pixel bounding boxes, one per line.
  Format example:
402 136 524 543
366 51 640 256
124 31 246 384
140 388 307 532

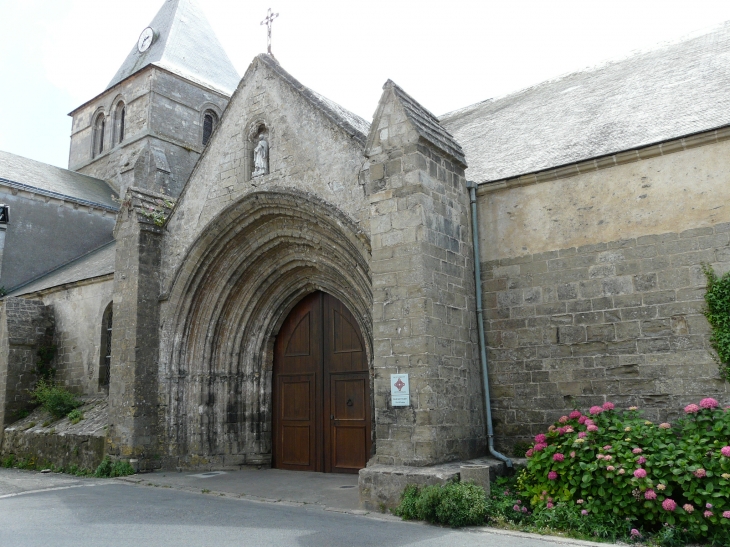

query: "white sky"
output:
3 0 730 169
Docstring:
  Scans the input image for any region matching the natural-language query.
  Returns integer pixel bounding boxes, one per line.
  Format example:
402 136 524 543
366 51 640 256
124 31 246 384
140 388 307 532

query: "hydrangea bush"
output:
520 399 730 543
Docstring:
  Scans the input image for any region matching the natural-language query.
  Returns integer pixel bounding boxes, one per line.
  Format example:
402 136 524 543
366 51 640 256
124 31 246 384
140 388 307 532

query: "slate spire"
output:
106 0 240 95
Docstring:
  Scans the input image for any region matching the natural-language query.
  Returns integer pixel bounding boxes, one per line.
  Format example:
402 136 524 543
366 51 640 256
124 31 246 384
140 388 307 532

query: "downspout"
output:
467 181 512 468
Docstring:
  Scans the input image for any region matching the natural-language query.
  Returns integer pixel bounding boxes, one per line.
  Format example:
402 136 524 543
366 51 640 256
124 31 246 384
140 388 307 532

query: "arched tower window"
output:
99 302 113 389
202 110 218 146
93 113 106 158
114 101 126 145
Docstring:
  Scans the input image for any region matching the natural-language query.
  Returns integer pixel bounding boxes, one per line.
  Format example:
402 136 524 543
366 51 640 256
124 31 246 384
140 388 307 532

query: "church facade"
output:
2 0 730 489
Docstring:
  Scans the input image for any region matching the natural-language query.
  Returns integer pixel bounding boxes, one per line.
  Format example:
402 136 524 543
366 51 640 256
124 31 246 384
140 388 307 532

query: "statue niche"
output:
252 133 269 177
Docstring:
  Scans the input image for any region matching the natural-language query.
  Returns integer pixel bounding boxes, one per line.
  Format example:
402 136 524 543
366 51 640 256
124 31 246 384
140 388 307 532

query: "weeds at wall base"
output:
0 454 135 478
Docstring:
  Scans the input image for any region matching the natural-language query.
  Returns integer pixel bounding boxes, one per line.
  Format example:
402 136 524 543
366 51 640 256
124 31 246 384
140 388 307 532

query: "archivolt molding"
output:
161 188 372 456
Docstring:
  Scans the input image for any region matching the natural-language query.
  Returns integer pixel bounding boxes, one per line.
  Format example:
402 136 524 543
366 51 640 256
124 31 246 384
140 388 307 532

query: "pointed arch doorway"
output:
273 291 371 473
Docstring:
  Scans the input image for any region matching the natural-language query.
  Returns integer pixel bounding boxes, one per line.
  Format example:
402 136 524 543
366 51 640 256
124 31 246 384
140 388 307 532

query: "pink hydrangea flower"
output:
578 415 587 424
659 423 671 429
683 504 694 513
597 454 604 460
548 471 558 480
704 510 713 518
637 457 646 465
546 502 554 508
700 398 719 409
587 425 599 432
685 404 700 414
581 509 588 515
723 511 730 519
553 453 565 462
570 451 576 458
604 455 613 461
576 499 584 504
603 445 612 450
564 426 574 433
559 416 569 423
584 419 594 426
534 433 547 443
706 503 712 509
694 468 706 478
645 489 656 500
513 504 520 511
548 425 556 432
526 449 534 458
607 465 615 471
569 410 582 419
632 448 643 454
721 446 730 457
589 406 603 415
618 469 626 475
663 499 677 511
534 443 547 452
557 427 567 435
578 432 587 438
522 506 528 513
602 401 615 410
630 529 641 538
634 468 647 478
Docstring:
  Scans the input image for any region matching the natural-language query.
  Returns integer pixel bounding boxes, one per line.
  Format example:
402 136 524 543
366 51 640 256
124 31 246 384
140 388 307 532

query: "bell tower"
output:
67 0 240 198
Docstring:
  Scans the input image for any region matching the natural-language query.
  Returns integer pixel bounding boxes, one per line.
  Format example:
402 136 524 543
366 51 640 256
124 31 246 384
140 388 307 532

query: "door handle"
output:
330 415 334 420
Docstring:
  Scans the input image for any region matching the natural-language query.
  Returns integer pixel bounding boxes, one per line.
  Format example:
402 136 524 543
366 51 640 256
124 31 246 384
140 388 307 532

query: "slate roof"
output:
385 80 467 168
0 150 118 210
8 241 116 297
107 0 240 95
256 55 370 146
440 22 730 183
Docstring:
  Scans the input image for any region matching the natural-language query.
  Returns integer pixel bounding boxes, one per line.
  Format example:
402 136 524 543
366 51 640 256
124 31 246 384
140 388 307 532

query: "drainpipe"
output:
467 181 512 468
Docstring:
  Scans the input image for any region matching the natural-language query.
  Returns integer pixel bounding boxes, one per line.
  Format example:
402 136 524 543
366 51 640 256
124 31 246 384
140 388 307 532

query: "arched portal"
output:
273 291 371 473
162 189 373 467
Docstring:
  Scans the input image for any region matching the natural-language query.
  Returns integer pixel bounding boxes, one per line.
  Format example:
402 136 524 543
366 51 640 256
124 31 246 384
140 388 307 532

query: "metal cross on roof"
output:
260 8 279 56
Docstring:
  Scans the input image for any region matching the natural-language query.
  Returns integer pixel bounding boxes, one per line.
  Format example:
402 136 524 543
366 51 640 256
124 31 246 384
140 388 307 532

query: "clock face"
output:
137 27 155 53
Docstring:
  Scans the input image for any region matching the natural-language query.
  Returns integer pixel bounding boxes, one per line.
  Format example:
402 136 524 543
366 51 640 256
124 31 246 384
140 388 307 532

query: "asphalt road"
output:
0 469 594 547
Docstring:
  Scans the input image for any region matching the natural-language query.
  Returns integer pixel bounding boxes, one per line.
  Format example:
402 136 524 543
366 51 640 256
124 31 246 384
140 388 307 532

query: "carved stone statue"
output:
252 134 269 177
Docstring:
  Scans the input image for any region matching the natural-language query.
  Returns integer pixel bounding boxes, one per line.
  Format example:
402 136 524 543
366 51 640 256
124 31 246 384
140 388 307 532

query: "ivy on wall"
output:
702 265 730 381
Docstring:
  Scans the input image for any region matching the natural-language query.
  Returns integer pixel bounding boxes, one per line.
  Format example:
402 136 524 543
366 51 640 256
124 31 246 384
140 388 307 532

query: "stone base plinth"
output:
359 456 515 511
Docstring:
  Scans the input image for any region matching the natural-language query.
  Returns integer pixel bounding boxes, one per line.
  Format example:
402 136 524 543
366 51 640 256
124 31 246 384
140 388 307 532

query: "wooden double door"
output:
273 292 372 473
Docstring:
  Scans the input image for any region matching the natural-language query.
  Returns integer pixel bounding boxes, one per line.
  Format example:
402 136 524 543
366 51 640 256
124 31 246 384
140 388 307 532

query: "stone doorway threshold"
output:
119 467 364 513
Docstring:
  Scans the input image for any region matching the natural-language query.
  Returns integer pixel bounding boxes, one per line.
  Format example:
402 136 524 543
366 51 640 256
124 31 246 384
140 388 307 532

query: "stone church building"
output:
2 0 730 501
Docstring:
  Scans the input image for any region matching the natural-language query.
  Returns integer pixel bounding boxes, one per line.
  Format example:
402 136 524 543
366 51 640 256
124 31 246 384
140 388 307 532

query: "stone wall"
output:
482 225 730 451
0 298 54 434
34 279 114 396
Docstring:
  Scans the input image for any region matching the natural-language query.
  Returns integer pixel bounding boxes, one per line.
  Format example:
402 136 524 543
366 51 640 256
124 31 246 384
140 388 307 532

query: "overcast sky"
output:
3 0 730 169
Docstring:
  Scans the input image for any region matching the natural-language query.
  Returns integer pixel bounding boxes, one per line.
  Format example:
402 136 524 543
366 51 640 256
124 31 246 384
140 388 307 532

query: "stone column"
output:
364 81 486 467
108 187 173 469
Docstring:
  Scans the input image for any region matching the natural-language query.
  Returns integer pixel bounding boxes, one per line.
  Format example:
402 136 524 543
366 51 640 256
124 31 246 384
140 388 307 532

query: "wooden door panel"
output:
332 426 368 470
274 292 371 474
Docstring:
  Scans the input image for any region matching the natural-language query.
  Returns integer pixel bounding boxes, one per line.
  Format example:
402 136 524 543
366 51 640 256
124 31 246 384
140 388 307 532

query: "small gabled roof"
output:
0 150 118 210
384 80 467 168
441 21 730 183
107 0 239 95
254 55 370 146
7 241 116 297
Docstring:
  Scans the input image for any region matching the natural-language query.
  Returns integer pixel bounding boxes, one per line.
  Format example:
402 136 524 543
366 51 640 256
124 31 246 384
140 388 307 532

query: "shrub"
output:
521 400 730 544
31 379 82 418
94 457 135 478
67 409 84 424
703 264 730 380
393 480 487 527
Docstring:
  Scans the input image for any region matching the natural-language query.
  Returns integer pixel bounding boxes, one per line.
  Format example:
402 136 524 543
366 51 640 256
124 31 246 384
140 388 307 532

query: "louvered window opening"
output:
203 113 214 145
99 119 105 154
